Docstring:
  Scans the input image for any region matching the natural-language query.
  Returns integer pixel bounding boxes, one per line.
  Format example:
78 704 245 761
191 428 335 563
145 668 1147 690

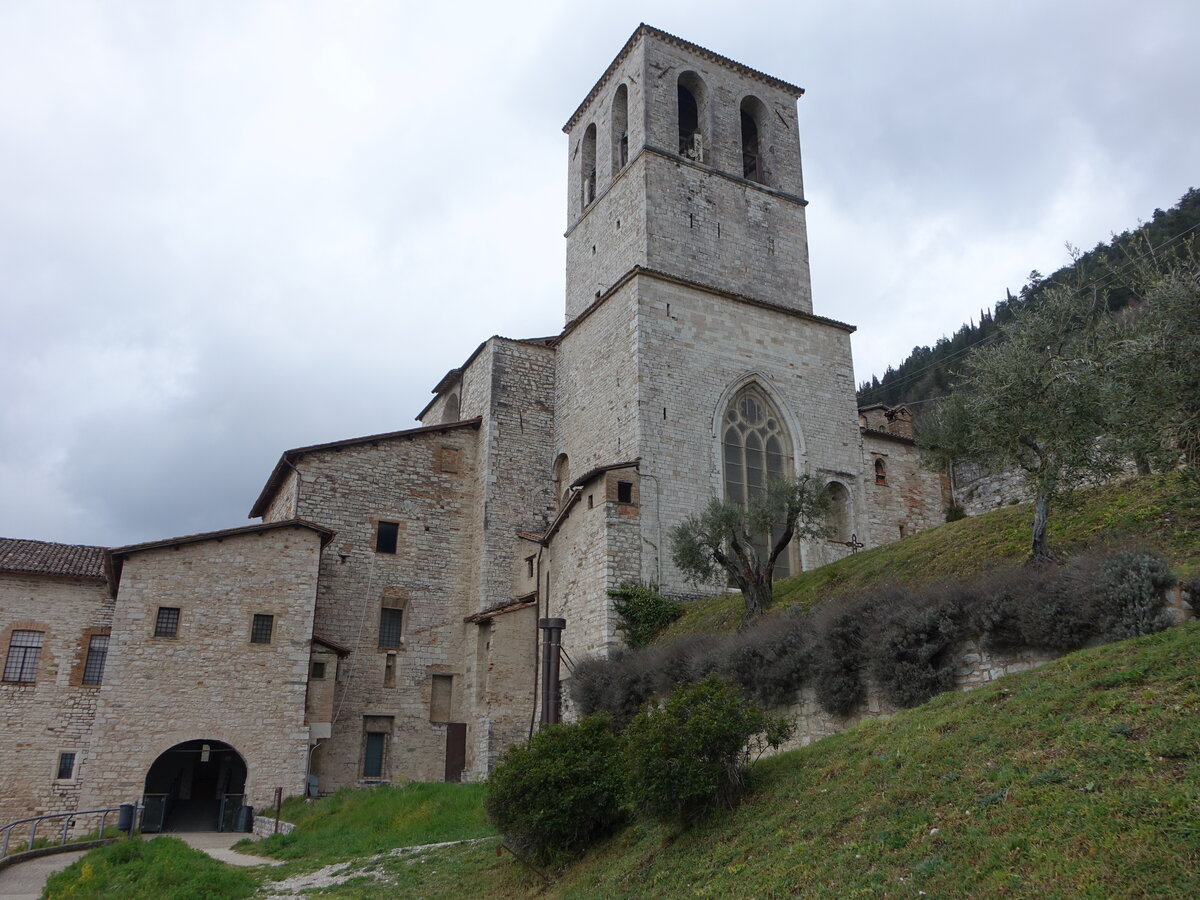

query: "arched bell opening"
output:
141 739 247 833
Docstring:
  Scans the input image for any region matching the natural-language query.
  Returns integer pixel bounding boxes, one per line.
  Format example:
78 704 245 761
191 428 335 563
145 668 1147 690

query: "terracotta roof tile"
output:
0 538 107 579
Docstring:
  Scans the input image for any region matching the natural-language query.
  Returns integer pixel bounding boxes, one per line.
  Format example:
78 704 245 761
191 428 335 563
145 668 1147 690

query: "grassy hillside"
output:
545 623 1200 899
154 623 1196 899
661 471 1200 640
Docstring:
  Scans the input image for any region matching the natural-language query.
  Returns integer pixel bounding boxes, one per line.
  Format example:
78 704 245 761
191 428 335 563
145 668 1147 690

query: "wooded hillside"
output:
857 187 1200 409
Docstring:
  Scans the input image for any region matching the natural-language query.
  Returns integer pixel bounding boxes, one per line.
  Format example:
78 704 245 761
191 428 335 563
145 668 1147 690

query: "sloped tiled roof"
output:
0 538 107 579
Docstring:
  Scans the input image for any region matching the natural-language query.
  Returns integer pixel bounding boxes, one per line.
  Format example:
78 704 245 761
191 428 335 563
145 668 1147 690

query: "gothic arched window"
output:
722 386 793 576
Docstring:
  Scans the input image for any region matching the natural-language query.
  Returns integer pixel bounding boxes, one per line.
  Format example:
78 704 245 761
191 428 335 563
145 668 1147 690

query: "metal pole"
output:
537 618 566 727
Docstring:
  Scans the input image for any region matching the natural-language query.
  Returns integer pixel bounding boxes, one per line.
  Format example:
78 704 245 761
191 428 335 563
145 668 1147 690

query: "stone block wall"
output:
81 525 323 814
555 282 640 481
544 469 642 663
643 154 811 315
633 274 864 598
862 433 952 548
565 38 646 230
0 575 112 824
290 427 480 791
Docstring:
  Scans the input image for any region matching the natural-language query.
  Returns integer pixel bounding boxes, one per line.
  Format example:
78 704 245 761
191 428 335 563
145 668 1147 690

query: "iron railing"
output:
1 806 127 857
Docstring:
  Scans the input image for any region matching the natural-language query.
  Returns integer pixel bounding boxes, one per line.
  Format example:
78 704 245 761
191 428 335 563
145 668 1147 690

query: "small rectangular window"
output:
56 752 76 781
310 661 326 680
250 614 274 644
363 732 385 778
526 556 534 578
154 607 180 638
379 607 403 649
4 630 45 682
617 481 634 504
81 634 109 685
376 521 399 554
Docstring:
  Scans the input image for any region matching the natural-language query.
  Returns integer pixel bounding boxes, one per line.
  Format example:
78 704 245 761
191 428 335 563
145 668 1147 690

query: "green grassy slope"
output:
661 471 1200 640
243 781 493 865
223 624 1199 898
42 837 255 900
547 623 1200 899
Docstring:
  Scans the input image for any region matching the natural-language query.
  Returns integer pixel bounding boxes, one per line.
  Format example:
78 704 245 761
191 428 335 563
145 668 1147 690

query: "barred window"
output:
378 607 403 649
56 752 76 780
154 607 180 638
310 661 326 680
3 630 44 682
250 614 274 644
81 634 109 685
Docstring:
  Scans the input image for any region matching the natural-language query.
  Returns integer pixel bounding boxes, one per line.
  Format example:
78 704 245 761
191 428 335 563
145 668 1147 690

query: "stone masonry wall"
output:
0 575 112 824
775 593 1195 752
81 525 323 813
775 639 1064 753
639 32 805 201
290 428 480 790
261 469 298 523
862 433 952 548
634 274 864 599
545 470 642 664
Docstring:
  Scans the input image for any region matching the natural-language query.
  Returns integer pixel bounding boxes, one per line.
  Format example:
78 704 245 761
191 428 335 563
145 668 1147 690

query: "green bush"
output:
1092 549 1177 640
623 675 790 822
868 592 964 708
945 503 967 522
812 608 866 716
610 582 683 649
484 715 625 866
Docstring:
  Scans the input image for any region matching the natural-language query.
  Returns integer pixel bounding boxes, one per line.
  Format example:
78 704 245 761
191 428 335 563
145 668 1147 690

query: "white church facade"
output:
0 25 947 830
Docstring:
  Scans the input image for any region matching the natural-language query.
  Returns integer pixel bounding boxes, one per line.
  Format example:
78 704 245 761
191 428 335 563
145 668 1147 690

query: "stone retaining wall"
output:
251 814 296 838
776 586 1194 752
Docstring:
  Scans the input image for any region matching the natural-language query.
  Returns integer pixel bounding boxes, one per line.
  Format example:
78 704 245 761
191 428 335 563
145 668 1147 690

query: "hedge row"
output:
572 549 1178 723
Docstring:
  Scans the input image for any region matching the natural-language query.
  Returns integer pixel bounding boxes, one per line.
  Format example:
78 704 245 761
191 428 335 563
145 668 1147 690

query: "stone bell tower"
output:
548 26 866 662
562 24 813 322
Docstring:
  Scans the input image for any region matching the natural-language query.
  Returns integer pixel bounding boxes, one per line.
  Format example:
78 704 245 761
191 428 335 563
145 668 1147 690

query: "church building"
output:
0 25 947 831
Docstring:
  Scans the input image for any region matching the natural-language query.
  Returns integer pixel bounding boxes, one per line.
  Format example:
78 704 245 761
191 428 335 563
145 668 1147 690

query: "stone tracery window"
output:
721 385 793 577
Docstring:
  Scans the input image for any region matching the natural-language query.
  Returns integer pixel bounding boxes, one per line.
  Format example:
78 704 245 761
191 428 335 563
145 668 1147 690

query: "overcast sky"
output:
2 0 1196 547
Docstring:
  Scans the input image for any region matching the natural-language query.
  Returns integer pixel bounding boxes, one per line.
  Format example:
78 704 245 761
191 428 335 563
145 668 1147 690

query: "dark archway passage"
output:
142 740 247 832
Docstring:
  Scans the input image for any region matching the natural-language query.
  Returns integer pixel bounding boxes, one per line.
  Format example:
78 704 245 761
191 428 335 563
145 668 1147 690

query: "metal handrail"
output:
1 806 126 857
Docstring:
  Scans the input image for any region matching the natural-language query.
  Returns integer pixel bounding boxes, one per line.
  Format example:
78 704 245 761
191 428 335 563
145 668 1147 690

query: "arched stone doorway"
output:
142 739 247 833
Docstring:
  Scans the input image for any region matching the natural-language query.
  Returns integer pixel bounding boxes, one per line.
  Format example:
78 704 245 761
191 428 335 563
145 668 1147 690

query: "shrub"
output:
570 649 668 727
945 503 967 522
623 675 789 822
867 590 964 708
484 715 625 866
1091 549 1177 640
970 565 1039 651
610 582 683 649
719 613 812 708
1014 558 1098 651
812 606 866 716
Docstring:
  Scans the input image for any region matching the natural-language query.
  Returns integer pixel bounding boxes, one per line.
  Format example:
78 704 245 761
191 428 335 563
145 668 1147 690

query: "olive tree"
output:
670 475 829 625
919 279 1124 562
